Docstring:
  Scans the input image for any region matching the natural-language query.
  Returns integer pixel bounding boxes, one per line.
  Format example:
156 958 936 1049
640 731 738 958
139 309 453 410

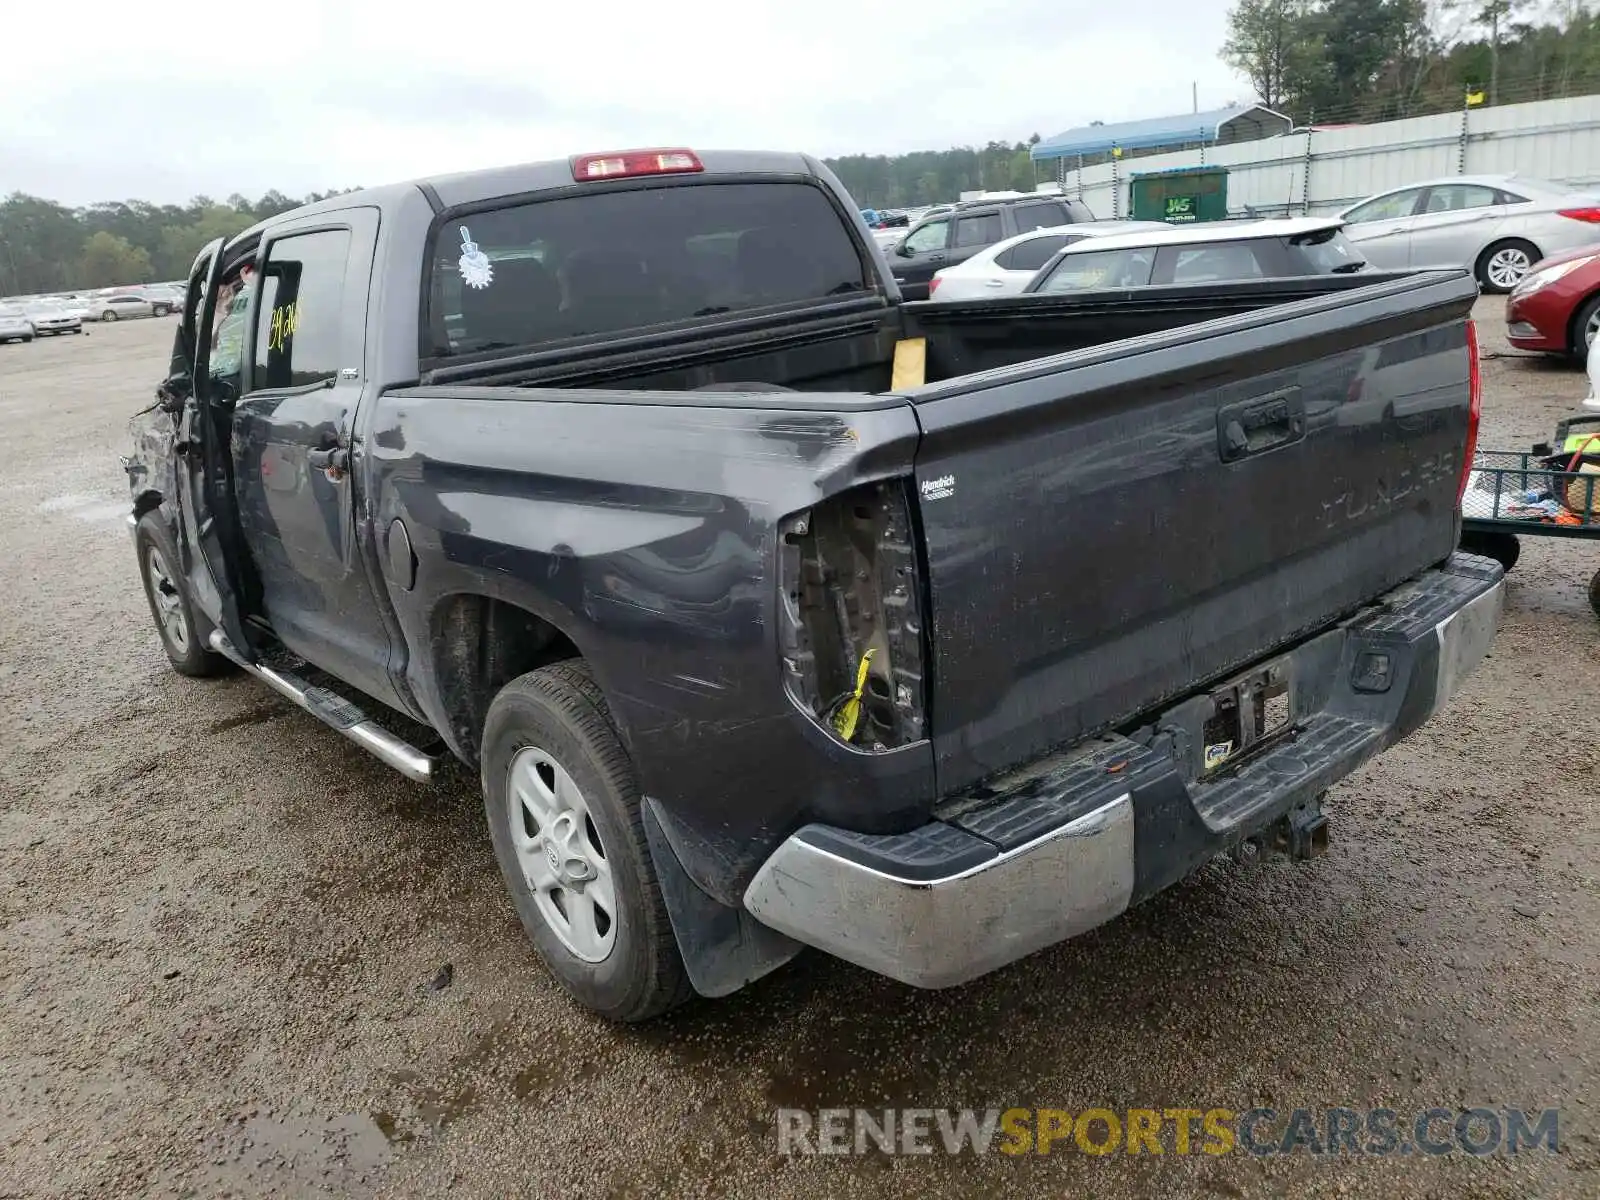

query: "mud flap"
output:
642 799 802 998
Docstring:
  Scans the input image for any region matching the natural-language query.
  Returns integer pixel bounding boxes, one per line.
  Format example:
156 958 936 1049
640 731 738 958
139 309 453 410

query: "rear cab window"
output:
426 181 868 357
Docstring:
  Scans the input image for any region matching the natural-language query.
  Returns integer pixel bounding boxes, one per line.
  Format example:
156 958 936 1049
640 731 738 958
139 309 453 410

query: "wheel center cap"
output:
545 842 562 875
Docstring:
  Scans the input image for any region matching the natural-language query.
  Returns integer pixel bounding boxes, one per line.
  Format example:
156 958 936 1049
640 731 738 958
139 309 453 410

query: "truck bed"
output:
416 272 1419 396
378 267 1481 893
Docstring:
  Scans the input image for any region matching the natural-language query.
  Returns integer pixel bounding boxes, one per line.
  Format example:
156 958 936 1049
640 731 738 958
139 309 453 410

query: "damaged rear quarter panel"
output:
367 387 932 900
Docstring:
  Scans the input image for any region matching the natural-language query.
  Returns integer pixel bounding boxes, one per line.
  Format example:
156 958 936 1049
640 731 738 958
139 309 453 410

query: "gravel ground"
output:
1 302 1596 1199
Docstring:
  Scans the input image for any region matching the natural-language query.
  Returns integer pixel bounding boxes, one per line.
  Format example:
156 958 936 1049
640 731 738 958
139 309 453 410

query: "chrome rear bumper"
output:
743 555 1504 989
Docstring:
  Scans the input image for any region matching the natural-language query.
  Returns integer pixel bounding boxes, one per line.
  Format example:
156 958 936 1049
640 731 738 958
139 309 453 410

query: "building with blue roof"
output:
1031 105 1292 164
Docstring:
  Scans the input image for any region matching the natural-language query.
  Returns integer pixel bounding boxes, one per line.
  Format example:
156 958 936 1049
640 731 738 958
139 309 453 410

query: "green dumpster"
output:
1130 166 1229 224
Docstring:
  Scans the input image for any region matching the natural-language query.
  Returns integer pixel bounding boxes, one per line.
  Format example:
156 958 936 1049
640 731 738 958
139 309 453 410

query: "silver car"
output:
1339 174 1600 293
23 298 82 336
85 293 156 321
0 303 33 344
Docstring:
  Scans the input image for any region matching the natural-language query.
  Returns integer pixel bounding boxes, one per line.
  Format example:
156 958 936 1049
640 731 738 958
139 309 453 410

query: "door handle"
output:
984 279 1006 287
928 254 945 263
1217 389 1306 463
307 446 350 479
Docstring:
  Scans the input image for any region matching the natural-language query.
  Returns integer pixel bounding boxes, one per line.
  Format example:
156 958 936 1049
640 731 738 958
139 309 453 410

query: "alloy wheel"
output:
143 544 189 653
1486 246 1533 290
506 746 617 963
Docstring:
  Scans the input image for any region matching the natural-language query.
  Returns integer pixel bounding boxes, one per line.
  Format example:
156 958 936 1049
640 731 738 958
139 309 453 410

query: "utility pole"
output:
1193 82 1199 114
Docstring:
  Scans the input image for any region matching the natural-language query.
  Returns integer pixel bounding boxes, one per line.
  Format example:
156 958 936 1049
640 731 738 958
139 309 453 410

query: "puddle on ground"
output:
36 493 128 525
190 1111 394 1194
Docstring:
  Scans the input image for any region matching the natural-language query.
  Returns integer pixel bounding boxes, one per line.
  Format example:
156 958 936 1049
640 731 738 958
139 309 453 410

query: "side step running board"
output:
208 631 441 783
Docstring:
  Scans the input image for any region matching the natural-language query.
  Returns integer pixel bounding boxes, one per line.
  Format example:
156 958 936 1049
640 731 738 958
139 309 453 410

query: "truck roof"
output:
227 149 824 251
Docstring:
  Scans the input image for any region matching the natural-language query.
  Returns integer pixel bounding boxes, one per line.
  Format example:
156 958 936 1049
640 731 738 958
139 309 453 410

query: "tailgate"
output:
909 270 1479 792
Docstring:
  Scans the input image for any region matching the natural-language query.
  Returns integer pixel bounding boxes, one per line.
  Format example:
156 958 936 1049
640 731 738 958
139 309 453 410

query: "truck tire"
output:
1589 568 1600 618
482 661 693 1022
134 512 231 677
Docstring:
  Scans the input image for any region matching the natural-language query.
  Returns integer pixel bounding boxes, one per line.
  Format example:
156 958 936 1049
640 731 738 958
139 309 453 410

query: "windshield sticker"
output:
458 226 494 290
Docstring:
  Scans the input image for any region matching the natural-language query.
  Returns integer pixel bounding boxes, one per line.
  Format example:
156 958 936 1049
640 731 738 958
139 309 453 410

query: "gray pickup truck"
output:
125 147 1503 1021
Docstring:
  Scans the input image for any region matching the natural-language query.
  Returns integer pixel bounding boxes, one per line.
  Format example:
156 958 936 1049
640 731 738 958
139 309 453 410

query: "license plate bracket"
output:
1201 665 1293 775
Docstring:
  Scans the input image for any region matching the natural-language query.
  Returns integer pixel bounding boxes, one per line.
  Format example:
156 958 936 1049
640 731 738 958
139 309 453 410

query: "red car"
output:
1505 243 1600 359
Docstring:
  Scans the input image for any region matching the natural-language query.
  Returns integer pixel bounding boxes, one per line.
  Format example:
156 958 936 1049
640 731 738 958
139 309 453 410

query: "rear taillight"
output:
777 481 927 750
1459 318 1483 507
570 148 703 181
1558 206 1600 223
928 275 942 297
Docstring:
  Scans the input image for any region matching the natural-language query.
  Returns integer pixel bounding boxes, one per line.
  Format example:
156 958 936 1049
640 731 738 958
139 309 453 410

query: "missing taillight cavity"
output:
777 481 927 750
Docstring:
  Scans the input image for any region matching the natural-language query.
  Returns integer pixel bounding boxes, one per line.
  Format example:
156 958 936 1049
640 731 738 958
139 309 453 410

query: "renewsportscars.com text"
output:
776 1106 1561 1157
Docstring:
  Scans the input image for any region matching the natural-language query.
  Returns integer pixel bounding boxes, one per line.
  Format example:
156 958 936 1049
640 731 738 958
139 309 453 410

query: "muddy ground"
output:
0 301 1596 1199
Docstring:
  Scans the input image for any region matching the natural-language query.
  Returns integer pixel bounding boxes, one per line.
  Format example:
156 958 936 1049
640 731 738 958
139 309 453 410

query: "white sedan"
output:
927 221 1170 301
1338 174 1600 293
84 294 156 322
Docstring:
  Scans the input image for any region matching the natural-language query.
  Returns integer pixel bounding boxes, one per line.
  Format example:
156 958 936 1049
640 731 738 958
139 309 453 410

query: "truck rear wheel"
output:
134 512 231 677
482 661 692 1022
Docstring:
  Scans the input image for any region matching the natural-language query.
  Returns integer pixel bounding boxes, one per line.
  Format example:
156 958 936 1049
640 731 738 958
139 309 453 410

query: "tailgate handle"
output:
1218 389 1305 463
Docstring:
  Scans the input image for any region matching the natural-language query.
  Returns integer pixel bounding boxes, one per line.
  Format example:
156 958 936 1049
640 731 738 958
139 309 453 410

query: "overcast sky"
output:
2 0 1248 207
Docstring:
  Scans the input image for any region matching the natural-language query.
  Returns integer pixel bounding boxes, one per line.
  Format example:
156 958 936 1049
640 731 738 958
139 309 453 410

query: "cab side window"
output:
250 229 352 392
208 267 256 393
904 220 950 253
953 211 1002 247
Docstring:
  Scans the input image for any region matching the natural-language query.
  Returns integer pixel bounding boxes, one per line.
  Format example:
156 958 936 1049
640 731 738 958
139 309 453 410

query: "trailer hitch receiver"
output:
1273 794 1330 861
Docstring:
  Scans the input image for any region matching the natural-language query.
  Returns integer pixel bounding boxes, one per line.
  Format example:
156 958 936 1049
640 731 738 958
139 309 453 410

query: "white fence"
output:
1053 94 1600 219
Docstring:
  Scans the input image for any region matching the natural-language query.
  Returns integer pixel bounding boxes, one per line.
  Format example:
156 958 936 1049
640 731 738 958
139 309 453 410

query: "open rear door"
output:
170 238 256 660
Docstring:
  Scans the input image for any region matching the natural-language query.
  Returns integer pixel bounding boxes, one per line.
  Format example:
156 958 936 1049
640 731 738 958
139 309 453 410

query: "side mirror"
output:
895 241 913 258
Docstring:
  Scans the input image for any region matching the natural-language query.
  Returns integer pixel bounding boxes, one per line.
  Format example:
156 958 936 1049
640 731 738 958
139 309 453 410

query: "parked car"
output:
1504 245 1600 359
0 303 33 344
84 294 156 321
23 298 83 336
1024 217 1369 294
126 146 1499 1022
1338 174 1600 293
888 194 1098 300
137 286 182 316
928 220 1171 301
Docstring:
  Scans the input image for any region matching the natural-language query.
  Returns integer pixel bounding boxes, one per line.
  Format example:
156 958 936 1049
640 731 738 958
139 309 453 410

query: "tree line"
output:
831 2 1600 206
0 190 353 298
2 3 1596 280
1223 0 1600 125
